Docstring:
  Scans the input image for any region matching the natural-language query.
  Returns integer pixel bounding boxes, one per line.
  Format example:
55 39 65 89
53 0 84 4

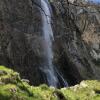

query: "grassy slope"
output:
0 65 100 100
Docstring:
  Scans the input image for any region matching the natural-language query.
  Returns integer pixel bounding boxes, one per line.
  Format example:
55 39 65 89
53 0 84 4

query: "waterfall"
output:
40 0 68 87
40 0 58 87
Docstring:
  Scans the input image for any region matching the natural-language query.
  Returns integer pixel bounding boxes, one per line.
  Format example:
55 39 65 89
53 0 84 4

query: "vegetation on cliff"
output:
0 66 100 100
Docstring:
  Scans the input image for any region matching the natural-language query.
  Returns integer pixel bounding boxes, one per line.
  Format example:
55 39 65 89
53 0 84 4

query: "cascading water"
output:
40 0 68 87
40 0 58 87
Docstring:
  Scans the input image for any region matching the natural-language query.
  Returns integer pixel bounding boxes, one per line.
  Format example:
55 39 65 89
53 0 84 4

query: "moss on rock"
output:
0 65 100 100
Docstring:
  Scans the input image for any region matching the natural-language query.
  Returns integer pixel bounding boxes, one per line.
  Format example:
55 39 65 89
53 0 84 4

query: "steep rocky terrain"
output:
0 0 44 85
51 0 100 85
0 0 100 86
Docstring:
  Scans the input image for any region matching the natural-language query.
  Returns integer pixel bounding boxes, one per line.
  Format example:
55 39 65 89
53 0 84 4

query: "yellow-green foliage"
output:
0 65 100 100
61 80 100 100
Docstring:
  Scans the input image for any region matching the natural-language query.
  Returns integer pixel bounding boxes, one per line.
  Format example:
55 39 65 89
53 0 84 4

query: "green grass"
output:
0 65 100 100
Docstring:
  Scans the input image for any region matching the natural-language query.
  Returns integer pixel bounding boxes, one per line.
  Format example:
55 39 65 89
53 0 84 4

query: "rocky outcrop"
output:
0 66 100 100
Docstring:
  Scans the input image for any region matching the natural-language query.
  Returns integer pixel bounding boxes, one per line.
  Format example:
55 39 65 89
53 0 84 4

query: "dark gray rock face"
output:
0 0 100 86
0 0 44 85
51 0 100 85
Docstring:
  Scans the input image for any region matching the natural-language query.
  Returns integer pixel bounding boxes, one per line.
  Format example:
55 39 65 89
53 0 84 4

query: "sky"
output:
88 0 100 3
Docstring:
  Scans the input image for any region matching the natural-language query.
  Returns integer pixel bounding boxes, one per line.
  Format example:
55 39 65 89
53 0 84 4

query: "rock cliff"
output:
0 0 100 86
